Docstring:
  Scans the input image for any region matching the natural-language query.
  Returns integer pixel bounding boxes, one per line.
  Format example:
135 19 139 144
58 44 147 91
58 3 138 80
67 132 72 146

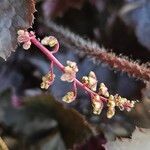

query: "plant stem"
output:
30 36 108 102
31 37 64 71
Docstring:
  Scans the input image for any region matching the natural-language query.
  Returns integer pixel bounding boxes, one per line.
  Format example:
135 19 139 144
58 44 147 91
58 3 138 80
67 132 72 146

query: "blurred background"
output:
0 0 149 149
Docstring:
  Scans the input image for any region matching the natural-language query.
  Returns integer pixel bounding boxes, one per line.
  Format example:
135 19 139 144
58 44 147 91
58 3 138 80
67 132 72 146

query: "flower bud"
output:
41 72 55 89
107 107 115 118
81 71 97 91
91 94 103 115
48 36 58 47
98 83 109 97
41 36 58 47
62 92 76 103
61 61 78 82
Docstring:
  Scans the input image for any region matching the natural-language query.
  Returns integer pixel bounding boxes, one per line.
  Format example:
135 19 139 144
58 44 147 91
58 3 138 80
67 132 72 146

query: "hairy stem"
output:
45 21 150 81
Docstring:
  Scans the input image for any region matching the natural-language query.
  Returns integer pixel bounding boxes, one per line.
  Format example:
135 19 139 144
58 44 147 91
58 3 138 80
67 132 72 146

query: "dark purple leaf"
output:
0 0 35 60
105 128 150 150
120 1 150 50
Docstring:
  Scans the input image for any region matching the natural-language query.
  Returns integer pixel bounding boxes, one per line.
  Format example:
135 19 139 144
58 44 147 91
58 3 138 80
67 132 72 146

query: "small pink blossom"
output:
114 95 135 111
17 30 31 50
123 100 135 112
61 61 78 82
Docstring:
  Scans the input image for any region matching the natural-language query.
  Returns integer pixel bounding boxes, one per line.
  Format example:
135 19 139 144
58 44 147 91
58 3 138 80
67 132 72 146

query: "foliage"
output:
105 128 150 150
0 90 105 149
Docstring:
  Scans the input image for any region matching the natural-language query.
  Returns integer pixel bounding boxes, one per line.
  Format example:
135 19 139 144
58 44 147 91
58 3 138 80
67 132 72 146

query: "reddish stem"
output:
50 61 54 74
30 36 108 103
72 80 77 98
31 37 64 71
51 44 59 54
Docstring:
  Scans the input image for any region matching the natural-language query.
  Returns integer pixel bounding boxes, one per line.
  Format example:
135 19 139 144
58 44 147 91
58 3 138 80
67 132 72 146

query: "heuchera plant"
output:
17 30 136 119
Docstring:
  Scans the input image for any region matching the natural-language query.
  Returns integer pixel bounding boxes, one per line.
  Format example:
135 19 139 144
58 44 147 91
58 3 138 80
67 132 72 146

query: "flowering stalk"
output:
17 30 137 118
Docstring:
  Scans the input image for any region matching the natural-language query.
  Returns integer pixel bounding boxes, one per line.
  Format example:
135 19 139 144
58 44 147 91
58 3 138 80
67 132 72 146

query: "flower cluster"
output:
62 91 76 103
98 83 109 97
82 71 97 91
17 30 137 119
41 72 55 90
41 36 58 47
91 94 103 115
61 61 78 82
114 94 135 112
107 94 135 118
17 30 32 50
83 73 135 118
107 95 116 118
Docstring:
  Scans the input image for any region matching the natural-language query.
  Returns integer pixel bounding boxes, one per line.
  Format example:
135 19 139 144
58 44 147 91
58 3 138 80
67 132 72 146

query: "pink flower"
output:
61 61 78 82
17 30 31 50
114 95 135 112
123 100 135 112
